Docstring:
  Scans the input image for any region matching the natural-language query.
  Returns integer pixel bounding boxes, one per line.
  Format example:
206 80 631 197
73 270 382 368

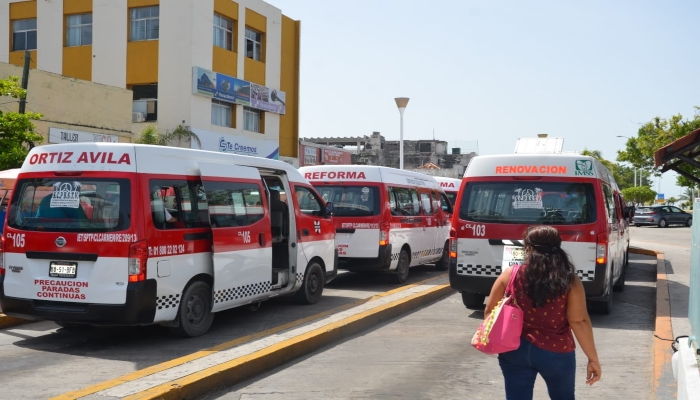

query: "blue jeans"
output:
498 337 576 400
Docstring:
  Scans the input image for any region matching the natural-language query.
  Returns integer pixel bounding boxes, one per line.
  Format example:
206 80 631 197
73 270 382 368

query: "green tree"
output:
617 108 700 190
667 196 678 206
622 186 657 206
135 124 201 148
0 76 42 170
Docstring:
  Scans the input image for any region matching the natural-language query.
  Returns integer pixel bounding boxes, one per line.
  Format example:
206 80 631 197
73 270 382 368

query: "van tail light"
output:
379 222 390 246
449 228 457 259
128 240 148 282
0 235 5 276
596 232 608 264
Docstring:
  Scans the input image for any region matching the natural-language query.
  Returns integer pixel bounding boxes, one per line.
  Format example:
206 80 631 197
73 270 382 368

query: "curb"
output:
628 246 674 396
119 283 453 400
0 313 30 329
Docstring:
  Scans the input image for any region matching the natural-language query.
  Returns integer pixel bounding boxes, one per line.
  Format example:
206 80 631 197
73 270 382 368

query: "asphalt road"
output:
207 226 678 400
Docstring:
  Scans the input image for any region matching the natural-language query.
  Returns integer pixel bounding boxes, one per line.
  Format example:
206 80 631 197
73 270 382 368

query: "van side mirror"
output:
324 202 334 217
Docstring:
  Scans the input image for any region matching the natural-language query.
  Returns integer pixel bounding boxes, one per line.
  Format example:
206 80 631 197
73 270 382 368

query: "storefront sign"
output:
192 67 285 115
193 129 279 159
323 148 345 164
304 147 317 165
49 128 119 144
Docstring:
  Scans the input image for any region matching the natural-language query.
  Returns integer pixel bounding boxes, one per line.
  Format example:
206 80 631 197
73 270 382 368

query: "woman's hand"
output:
586 359 601 385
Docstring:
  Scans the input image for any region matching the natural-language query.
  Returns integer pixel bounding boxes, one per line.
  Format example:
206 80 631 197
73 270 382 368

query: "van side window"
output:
420 192 433 215
601 185 618 223
203 181 264 228
294 186 324 216
438 191 453 214
389 187 420 216
150 179 210 230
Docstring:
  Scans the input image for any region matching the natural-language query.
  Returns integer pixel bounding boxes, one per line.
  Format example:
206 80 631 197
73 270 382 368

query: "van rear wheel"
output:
435 242 449 271
295 262 325 305
461 292 486 310
588 272 613 315
393 250 410 284
170 281 214 338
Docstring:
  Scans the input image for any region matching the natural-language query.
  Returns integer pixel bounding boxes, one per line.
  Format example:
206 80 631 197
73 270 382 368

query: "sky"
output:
272 0 700 199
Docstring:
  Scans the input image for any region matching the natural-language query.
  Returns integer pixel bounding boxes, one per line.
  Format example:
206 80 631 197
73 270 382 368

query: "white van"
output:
434 177 461 206
1 143 337 337
300 166 453 283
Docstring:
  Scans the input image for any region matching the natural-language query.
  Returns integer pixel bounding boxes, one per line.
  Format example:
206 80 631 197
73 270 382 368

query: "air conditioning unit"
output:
132 112 146 123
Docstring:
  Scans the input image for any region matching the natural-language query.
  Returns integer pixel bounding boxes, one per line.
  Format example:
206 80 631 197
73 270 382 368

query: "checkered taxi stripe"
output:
215 281 272 304
391 248 444 261
456 264 595 281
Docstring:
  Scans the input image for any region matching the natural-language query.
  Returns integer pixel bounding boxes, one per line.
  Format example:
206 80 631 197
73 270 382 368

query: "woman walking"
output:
484 225 602 399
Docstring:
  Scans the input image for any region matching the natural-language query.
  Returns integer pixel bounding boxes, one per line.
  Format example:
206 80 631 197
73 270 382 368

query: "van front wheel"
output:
295 262 325 305
171 281 214 338
461 292 486 310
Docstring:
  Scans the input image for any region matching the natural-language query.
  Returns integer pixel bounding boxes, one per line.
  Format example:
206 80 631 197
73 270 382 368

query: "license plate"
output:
503 245 526 263
49 262 78 278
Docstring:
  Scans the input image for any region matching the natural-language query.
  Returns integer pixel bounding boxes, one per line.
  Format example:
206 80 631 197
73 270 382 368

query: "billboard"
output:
303 146 318 166
193 67 285 114
49 127 119 144
193 128 279 159
322 148 351 164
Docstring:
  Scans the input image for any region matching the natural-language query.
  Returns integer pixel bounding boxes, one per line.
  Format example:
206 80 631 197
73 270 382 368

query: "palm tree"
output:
667 196 678 206
135 124 201 148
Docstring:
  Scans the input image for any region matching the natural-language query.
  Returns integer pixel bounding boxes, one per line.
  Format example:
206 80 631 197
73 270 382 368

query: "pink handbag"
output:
471 265 524 355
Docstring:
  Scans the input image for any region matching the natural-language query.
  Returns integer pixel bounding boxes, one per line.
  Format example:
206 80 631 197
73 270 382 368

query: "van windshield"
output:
459 182 596 225
8 178 131 232
313 185 380 216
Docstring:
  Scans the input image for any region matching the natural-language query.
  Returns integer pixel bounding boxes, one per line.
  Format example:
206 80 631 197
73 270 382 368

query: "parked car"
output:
633 205 692 228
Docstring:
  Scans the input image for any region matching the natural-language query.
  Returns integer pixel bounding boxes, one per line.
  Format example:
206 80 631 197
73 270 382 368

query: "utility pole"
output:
18 50 30 114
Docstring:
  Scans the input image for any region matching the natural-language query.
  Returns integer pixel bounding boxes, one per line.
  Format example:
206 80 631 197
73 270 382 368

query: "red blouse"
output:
512 266 576 353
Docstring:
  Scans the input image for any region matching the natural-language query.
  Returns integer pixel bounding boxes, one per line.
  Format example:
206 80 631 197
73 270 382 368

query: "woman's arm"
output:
483 268 512 315
567 275 602 385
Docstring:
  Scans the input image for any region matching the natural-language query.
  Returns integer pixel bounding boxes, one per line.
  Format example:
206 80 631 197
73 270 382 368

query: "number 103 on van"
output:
462 224 486 237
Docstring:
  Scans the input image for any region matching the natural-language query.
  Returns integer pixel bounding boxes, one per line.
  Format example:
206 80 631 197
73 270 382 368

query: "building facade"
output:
0 0 300 160
303 132 477 178
0 61 133 144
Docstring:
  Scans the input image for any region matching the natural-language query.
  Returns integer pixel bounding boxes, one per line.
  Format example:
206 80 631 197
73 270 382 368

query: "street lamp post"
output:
616 135 636 186
395 97 410 170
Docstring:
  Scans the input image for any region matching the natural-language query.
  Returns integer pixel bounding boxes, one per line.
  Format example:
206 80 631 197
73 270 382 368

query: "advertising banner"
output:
250 83 286 114
193 128 279 159
193 67 285 114
49 127 120 144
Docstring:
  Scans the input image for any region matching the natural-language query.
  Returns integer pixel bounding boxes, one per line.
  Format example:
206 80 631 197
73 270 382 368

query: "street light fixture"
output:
395 97 410 170
617 135 637 186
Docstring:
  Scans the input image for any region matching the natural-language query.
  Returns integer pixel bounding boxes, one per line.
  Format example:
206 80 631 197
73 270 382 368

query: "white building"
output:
0 0 301 160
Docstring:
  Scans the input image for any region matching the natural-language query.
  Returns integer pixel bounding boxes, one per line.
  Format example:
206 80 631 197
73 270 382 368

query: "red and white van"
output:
449 153 629 314
434 177 462 206
0 168 19 235
0 143 336 337
300 166 453 283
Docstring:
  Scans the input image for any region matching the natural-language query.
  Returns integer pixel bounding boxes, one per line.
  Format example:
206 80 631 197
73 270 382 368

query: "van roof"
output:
19 143 308 183
299 165 443 190
464 153 617 186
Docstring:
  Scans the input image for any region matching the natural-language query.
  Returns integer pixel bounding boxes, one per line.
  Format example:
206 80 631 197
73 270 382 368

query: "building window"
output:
243 106 262 133
12 19 37 51
66 13 92 47
211 100 233 127
132 84 158 122
213 13 233 51
130 6 159 41
245 28 262 61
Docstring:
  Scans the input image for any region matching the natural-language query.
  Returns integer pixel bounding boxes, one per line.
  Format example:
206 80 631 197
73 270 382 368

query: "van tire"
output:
435 242 449 271
658 218 668 228
393 250 410 284
613 257 627 292
295 262 325 305
461 292 486 309
588 272 613 315
170 281 214 338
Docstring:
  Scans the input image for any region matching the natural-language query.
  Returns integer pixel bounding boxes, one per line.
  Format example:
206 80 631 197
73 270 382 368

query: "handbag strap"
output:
505 264 521 296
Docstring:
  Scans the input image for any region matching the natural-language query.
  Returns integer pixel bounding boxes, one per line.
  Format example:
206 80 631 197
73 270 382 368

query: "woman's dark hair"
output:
521 225 576 308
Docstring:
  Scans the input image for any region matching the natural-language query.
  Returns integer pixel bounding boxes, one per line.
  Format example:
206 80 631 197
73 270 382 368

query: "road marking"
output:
52 273 447 400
